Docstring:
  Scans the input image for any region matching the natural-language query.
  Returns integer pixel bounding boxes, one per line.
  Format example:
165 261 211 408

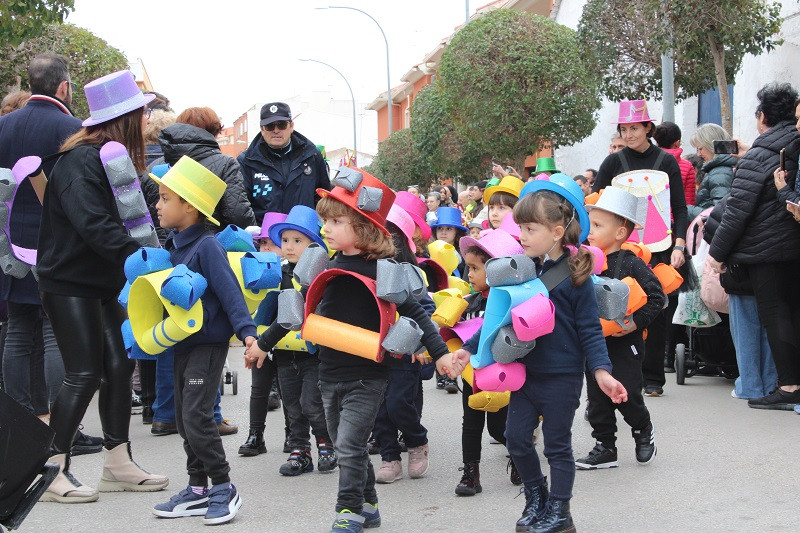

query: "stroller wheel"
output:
675 344 686 385
232 370 238 395
220 374 225 395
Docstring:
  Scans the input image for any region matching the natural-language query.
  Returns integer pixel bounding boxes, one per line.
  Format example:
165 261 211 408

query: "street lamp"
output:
299 58 357 164
316 5 392 137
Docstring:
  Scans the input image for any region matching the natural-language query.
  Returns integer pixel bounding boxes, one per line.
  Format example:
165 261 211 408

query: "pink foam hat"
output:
387 204 416 253
254 212 288 240
511 293 556 342
82 70 156 127
394 191 431 240
613 99 654 125
473 362 526 392
459 228 523 258
482 211 521 240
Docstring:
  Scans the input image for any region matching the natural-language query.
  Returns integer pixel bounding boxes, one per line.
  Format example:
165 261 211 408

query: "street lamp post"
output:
317 5 392 137
299 58 357 165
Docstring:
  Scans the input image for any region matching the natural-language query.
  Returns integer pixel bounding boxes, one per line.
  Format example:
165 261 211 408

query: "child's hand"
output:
594 369 628 404
413 352 432 365
244 341 269 370
611 320 637 337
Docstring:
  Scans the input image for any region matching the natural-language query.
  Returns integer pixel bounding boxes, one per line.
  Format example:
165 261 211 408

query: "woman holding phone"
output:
708 83 800 411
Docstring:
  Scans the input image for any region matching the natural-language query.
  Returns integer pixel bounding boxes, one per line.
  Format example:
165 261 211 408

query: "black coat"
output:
142 123 255 242
237 130 331 223
709 120 800 264
0 97 82 304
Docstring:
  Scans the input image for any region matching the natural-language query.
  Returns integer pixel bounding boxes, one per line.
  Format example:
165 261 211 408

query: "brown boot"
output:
39 453 99 503
97 442 169 492
455 462 482 496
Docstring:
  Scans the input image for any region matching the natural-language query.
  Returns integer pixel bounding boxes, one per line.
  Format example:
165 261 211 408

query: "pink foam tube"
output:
473 362 526 392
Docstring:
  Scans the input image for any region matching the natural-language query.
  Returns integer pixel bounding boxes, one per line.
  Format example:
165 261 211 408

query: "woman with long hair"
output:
37 71 168 503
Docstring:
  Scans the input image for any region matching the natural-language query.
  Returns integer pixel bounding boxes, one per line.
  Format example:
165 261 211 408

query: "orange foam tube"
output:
303 313 382 362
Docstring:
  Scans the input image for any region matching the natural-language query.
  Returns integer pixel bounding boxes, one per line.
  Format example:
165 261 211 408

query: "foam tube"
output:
302 313 383 362
432 295 469 328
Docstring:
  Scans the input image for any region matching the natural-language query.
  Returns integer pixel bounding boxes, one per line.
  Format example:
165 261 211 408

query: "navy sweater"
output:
463 255 612 375
166 223 256 352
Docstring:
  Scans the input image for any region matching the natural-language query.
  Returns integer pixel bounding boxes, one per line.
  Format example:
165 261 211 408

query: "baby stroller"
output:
220 356 239 395
673 210 738 385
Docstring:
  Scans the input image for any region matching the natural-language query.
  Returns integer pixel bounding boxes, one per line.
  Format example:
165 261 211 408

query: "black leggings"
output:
249 357 276 431
42 293 134 454
461 379 507 464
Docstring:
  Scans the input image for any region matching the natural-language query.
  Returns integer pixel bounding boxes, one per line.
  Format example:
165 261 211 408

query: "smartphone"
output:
788 199 800 208
780 148 786 172
713 140 739 154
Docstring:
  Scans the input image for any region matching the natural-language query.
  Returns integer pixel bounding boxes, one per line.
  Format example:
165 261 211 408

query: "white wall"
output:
552 0 800 177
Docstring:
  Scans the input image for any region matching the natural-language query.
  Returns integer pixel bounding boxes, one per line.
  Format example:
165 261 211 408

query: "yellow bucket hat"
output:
150 155 226 226
484 175 524 204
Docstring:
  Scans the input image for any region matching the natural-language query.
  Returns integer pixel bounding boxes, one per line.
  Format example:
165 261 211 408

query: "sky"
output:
67 0 473 148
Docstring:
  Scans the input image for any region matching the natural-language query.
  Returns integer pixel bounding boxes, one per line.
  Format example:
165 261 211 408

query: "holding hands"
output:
437 349 471 379
243 336 268 369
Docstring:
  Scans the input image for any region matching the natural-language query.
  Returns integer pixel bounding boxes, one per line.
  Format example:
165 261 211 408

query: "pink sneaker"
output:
407 444 429 478
376 460 402 484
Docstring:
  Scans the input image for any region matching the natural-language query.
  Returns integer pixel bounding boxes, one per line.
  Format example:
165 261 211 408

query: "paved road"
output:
21 349 800 532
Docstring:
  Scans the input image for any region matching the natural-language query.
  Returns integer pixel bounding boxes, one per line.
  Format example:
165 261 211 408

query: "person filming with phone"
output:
708 83 800 411
687 124 736 219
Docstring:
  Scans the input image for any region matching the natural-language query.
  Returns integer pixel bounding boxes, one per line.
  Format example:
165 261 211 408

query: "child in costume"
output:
251 212 284 254
244 205 337 475
468 220 483 239
151 156 256 525
246 168 462 532
454 228 523 496
430 206 467 276
373 205 436 484
576 188 664 470
456 175 628 533
485 175 524 230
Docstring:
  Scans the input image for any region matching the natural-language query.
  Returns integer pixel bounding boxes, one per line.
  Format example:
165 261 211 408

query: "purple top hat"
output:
82 71 155 127
254 212 288 240
613 99 654 125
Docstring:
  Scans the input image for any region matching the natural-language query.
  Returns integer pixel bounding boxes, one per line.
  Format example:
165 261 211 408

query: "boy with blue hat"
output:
150 155 256 525
246 204 337 476
576 187 665 471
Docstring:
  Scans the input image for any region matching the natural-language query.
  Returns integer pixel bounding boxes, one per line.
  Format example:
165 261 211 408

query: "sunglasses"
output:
263 120 290 132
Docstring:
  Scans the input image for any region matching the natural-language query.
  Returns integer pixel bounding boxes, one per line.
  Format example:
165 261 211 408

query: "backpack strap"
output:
653 148 668 172
539 257 572 292
617 149 631 173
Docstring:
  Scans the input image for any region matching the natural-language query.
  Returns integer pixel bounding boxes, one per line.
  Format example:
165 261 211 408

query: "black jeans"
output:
747 260 800 386
505 373 582 501
174 344 230 486
42 293 134 454
373 365 427 462
1 302 63 414
461 379 507 464
319 378 387 514
138 359 156 409
277 355 329 449
587 338 651 447
248 356 276 432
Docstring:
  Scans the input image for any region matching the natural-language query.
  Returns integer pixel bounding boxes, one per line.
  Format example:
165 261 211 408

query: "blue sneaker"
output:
330 509 365 532
203 483 242 526
153 486 209 518
362 502 381 528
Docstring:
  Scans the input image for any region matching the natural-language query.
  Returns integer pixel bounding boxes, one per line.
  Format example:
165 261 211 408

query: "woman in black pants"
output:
709 83 800 410
37 71 168 503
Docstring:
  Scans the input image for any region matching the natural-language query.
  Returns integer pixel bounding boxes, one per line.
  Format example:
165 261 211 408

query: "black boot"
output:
238 428 266 456
532 499 575 533
268 380 281 411
516 477 549 532
508 458 522 486
455 462 481 496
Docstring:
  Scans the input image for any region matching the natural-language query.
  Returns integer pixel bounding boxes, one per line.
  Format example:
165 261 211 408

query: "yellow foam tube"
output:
432 296 469 327
448 276 471 296
468 391 511 412
129 269 203 355
432 288 463 307
460 361 474 388
428 241 459 274
302 313 382 362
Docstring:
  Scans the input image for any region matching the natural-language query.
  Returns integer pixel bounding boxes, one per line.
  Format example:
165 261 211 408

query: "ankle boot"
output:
238 428 267 456
531 498 575 533
515 477 549 532
39 453 99 503
97 442 169 492
455 462 482 496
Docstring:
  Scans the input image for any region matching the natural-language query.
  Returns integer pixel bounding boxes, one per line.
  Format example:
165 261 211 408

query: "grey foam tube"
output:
277 289 305 331
491 324 536 364
485 254 537 287
382 317 423 355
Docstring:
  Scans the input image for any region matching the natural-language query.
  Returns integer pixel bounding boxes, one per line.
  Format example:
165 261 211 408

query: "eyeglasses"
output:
68 81 77 91
263 120 290 132
143 108 152 119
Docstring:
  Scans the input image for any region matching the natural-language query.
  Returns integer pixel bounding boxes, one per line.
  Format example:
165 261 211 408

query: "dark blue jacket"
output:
463 255 612 375
0 97 81 304
237 130 330 222
165 223 257 352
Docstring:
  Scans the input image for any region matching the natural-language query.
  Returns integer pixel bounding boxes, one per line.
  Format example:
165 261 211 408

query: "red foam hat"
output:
318 167 396 236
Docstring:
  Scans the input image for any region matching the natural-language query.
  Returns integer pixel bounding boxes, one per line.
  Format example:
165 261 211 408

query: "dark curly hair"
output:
755 83 799 127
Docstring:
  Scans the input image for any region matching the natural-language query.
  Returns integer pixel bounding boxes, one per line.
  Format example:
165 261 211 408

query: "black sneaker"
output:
632 423 656 465
317 439 338 472
71 427 103 456
436 376 445 390
398 434 407 453
368 437 380 455
142 405 154 425
747 389 800 411
643 385 663 397
575 442 618 470
279 449 314 476
444 378 459 394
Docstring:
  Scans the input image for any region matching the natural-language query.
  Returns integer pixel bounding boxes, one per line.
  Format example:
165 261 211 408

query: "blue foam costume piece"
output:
241 252 282 290
118 281 131 309
122 319 156 360
123 247 172 283
471 277 548 369
216 225 256 252
160 264 208 310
